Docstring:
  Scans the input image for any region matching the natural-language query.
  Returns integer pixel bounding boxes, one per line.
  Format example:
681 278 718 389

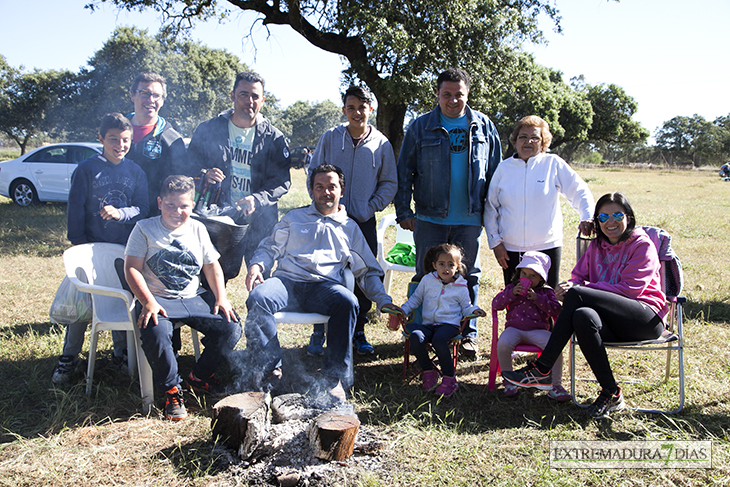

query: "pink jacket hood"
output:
570 228 668 320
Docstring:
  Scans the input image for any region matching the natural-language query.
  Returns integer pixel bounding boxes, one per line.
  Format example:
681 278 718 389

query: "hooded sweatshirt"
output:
310 124 397 223
570 228 668 320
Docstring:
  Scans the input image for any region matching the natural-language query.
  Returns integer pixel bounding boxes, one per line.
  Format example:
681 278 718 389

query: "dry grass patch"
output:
1 168 730 485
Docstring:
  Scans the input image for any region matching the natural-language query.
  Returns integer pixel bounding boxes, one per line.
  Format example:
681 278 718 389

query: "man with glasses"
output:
187 72 291 282
128 72 188 216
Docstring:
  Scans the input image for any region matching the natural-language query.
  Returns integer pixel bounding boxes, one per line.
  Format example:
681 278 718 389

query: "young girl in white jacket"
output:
393 244 486 397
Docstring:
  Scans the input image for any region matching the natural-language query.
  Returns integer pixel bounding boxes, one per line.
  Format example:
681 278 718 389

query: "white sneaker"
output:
51 355 78 385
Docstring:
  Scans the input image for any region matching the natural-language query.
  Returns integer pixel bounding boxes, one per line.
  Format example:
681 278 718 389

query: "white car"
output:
0 143 103 206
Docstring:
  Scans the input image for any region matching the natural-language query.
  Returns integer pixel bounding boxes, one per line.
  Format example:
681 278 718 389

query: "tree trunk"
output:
306 411 360 461
211 392 270 459
374 98 407 161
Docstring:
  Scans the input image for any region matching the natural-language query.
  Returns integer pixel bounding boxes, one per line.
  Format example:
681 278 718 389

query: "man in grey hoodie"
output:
244 164 397 392
307 86 398 356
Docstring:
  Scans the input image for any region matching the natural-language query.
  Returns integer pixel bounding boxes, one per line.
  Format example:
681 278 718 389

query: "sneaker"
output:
184 371 226 397
548 384 572 402
504 383 519 397
51 355 78 385
422 369 439 391
460 336 479 359
585 387 625 419
164 385 187 421
353 331 374 355
307 331 326 356
435 376 459 397
501 361 552 391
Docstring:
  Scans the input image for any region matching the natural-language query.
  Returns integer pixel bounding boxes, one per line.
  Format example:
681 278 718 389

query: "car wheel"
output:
10 179 39 206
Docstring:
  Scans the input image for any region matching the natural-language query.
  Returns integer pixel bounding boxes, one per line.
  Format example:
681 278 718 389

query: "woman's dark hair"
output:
423 243 466 276
594 192 636 243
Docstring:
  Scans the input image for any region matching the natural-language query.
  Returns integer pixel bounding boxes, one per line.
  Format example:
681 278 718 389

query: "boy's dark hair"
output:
437 68 470 92
160 175 195 200
594 192 636 244
130 72 167 98
342 86 373 106
99 113 133 137
309 164 346 193
423 243 466 276
233 72 265 92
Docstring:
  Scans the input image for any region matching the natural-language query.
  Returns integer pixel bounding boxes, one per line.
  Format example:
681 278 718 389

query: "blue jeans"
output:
408 323 460 376
245 277 359 386
414 220 482 338
138 292 242 391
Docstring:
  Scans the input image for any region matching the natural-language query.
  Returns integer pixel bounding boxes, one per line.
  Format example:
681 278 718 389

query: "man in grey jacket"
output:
307 86 397 356
244 164 397 392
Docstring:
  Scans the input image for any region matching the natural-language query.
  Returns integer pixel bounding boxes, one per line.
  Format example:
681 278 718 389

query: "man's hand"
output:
579 220 594 237
214 296 238 323
235 195 257 217
471 308 487 318
492 243 509 269
245 263 265 292
100 205 121 221
398 218 415 231
206 167 225 184
137 298 166 329
381 302 404 318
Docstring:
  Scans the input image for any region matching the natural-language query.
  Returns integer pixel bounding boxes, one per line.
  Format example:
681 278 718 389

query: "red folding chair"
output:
487 304 543 391
385 307 478 383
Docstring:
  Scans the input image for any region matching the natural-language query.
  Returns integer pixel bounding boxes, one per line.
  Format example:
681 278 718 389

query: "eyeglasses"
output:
597 212 626 223
134 90 164 101
516 135 541 143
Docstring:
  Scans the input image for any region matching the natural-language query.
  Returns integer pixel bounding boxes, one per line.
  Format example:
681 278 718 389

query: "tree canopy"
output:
277 100 344 147
0 56 76 154
90 0 562 154
61 26 247 139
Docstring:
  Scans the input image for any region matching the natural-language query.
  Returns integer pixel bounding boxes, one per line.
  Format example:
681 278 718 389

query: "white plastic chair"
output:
376 213 416 294
63 243 201 414
62 243 151 405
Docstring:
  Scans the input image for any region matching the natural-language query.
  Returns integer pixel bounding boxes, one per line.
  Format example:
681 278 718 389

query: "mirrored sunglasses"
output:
597 212 625 223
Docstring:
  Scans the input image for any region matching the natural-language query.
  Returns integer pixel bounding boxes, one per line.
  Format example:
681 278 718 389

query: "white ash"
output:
213 393 387 484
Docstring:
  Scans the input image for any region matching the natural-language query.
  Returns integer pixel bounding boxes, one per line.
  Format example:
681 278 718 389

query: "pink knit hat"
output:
516 251 551 282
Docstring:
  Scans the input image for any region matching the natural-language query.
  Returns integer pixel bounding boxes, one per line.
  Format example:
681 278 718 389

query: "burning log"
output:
307 411 360 461
211 392 270 459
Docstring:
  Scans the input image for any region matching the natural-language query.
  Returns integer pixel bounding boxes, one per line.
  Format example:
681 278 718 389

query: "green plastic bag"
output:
385 242 416 267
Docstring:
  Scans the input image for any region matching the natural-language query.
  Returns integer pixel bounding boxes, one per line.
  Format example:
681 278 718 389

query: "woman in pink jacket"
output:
502 192 668 419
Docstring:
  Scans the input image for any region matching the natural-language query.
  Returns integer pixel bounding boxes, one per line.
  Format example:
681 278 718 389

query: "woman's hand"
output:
579 220 594 236
555 281 574 302
492 243 509 269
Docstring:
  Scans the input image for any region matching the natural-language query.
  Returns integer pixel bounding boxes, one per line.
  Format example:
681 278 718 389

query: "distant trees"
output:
655 114 729 165
277 100 344 147
60 27 246 140
0 55 76 154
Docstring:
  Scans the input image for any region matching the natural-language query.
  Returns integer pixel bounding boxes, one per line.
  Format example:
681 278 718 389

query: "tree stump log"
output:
211 392 269 459
307 411 360 461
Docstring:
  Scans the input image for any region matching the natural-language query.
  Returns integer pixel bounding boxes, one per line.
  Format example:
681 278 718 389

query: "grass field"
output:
0 167 729 486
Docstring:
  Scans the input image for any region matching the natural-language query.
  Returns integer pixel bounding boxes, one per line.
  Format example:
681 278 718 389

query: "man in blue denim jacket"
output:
395 68 502 358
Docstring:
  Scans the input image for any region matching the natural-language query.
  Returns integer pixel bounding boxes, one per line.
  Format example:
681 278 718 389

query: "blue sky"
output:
1 0 728 137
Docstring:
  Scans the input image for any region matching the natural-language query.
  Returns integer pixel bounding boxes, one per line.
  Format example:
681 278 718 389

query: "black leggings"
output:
537 286 664 392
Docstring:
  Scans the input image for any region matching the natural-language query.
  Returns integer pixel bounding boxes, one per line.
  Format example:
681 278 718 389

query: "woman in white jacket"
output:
484 115 594 287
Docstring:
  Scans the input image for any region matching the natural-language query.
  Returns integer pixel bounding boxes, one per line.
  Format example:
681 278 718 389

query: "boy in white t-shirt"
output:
124 175 241 420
